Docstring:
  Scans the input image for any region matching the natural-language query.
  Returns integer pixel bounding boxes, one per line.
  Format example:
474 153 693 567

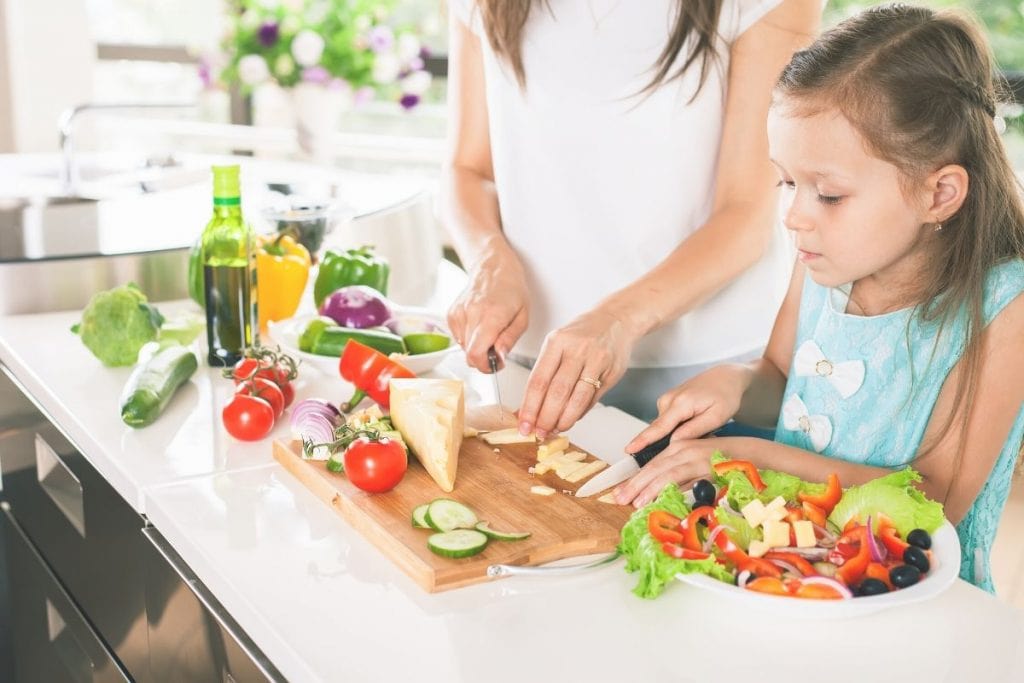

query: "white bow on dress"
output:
782 394 832 452
794 340 865 399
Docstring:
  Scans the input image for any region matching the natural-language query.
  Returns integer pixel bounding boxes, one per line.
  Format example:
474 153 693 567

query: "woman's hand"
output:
447 244 529 373
614 438 725 507
624 364 751 454
516 307 639 439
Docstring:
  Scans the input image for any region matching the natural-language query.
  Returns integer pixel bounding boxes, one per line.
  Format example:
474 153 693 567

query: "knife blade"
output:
487 347 503 422
574 433 672 497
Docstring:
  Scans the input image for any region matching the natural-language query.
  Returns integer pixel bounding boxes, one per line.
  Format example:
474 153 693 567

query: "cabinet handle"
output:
35 432 86 537
140 526 284 682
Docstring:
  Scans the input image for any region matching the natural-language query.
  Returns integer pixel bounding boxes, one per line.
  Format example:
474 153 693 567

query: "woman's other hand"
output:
613 438 723 507
447 242 529 373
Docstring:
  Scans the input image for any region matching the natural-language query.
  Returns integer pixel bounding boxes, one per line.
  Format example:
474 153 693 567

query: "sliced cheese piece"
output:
481 428 536 445
536 436 570 461
531 485 557 496
765 496 787 512
793 520 816 548
463 426 480 438
554 460 588 480
762 520 791 548
389 378 465 493
533 460 556 475
564 459 607 484
597 492 619 504
747 539 770 558
740 499 769 528
763 505 789 524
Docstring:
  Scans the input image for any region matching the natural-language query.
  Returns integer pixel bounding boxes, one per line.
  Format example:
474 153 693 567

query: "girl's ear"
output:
925 164 969 223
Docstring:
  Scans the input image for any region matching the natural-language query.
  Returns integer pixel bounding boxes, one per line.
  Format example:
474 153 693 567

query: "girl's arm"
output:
518 0 823 438
441 15 530 373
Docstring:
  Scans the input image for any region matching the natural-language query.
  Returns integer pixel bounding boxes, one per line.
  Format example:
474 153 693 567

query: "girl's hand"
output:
447 246 529 373
516 308 637 438
614 438 724 507
625 365 749 455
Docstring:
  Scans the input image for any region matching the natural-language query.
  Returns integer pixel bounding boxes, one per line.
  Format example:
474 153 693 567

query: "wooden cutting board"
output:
272 405 634 592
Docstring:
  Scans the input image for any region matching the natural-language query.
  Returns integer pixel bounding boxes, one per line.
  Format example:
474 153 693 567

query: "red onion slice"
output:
702 524 727 554
812 523 838 548
768 559 804 576
736 570 752 588
865 515 886 563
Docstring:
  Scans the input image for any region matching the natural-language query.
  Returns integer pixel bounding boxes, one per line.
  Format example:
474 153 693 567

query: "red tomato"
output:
236 378 284 420
222 394 275 441
342 437 407 493
231 357 296 407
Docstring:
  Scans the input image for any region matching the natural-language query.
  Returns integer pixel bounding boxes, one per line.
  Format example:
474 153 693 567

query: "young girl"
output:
614 3 1024 592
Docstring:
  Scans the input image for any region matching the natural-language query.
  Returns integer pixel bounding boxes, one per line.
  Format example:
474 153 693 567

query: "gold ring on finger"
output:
578 376 602 390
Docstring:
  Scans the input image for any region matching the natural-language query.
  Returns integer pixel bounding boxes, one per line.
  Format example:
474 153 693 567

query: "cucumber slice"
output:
424 499 478 532
326 452 344 473
427 529 489 559
411 504 430 529
475 521 531 542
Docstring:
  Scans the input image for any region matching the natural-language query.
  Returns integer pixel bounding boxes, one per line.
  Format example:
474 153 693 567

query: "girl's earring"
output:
934 222 943 232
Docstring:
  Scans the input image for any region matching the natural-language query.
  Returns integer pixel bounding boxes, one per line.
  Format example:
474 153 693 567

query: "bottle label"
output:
213 196 241 206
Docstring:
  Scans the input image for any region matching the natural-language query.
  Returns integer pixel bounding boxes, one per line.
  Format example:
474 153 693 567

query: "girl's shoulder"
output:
982 258 1024 325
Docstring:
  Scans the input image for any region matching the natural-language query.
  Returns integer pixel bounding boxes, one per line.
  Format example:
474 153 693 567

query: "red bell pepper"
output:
798 473 842 515
764 551 818 577
746 576 790 596
801 501 828 528
711 525 749 566
338 340 415 411
879 525 910 561
835 526 871 586
865 562 895 590
648 511 684 545
739 557 784 579
661 542 711 561
712 460 766 492
714 485 729 505
680 506 717 551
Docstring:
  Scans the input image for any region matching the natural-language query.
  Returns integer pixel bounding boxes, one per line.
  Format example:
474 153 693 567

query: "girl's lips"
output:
798 249 821 262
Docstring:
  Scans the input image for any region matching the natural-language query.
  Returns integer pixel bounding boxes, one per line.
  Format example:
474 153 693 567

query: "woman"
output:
443 0 821 438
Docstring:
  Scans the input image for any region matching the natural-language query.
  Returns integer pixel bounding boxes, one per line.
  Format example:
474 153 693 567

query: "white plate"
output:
266 309 456 376
676 521 960 619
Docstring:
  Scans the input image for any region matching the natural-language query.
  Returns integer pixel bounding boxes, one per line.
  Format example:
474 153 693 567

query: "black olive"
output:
857 578 889 596
890 564 922 588
907 528 932 550
903 545 930 573
692 479 716 507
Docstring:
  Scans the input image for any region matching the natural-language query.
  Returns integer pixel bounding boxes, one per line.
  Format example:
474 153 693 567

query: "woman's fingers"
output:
613 444 703 507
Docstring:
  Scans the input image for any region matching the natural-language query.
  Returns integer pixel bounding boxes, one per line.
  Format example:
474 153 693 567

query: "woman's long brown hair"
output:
774 4 1024 493
475 0 725 97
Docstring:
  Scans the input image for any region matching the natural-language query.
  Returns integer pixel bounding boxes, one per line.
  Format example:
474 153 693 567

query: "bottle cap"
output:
211 165 241 203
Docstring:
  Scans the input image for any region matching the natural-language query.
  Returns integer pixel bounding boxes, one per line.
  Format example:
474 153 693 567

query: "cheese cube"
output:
762 520 791 548
765 496 787 512
537 436 570 461
763 505 789 524
531 485 556 496
741 499 769 528
793 520 816 548
747 539 770 558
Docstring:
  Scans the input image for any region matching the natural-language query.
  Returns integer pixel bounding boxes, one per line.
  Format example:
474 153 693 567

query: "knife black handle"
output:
632 433 672 468
486 347 500 374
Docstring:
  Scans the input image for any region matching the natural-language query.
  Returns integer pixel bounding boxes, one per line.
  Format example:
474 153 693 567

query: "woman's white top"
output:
453 0 792 366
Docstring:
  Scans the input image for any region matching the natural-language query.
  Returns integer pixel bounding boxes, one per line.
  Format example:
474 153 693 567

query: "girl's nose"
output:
783 198 813 233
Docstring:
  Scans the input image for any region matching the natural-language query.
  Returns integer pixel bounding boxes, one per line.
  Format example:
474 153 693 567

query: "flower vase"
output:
291 83 349 162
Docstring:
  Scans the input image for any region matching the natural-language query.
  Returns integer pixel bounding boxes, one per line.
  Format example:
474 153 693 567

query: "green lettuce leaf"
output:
828 468 945 536
618 483 733 599
710 451 826 510
711 503 760 551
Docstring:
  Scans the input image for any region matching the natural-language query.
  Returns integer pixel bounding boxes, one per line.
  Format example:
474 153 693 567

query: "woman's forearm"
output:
440 166 511 270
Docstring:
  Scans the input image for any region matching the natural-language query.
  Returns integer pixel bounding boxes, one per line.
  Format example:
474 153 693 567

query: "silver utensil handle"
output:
487 551 621 578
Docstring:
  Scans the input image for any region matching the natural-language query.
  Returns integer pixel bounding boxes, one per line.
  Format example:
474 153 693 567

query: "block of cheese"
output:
741 499 769 528
747 539 770 558
389 378 465 493
793 520 816 548
481 428 536 445
762 520 791 548
537 436 570 461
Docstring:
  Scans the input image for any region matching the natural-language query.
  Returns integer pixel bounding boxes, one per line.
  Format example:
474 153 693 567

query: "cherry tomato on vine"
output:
228 347 298 407
236 377 284 420
343 436 408 493
222 394 275 441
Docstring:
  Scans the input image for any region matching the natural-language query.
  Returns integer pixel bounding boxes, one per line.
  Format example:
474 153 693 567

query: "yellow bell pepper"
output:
256 233 311 329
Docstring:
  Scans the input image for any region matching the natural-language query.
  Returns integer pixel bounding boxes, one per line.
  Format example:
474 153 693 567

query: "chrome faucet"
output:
58 102 196 196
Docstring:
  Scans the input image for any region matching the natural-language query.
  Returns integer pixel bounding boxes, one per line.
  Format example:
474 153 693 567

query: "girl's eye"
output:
818 194 843 205
775 180 796 189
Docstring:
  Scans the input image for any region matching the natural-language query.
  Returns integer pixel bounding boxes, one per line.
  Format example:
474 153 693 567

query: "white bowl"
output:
266 310 456 377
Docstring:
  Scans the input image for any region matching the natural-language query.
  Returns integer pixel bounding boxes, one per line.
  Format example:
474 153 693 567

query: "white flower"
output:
282 0 303 11
400 70 432 96
372 52 401 84
281 16 301 36
291 29 325 67
305 1 330 25
274 53 296 79
397 34 421 63
238 54 270 85
240 11 261 31
354 14 372 32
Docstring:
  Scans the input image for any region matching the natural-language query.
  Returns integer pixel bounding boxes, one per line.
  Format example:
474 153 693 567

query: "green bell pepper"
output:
313 246 390 307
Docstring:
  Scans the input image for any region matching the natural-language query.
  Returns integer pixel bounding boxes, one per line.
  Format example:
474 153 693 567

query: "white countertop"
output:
2 267 1024 682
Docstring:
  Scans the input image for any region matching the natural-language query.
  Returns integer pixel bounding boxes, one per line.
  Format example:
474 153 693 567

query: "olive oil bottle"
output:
201 165 258 366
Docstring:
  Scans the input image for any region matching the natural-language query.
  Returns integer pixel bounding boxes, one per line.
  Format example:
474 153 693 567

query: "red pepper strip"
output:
878 526 910 560
712 525 749 566
865 562 895 590
714 485 729 505
680 506 717 552
648 511 684 545
801 501 828 528
712 460 766 492
338 340 415 411
739 557 784 579
785 507 805 524
661 543 712 561
798 473 842 515
764 551 818 577
835 526 871 586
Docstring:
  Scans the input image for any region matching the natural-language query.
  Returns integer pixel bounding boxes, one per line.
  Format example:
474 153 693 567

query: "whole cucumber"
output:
311 326 406 357
120 345 199 427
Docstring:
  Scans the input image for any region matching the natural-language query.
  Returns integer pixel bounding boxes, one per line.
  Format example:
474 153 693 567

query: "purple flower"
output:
368 26 394 53
301 66 330 84
408 56 424 71
198 57 212 88
418 46 431 59
354 86 375 107
399 93 420 110
258 21 279 47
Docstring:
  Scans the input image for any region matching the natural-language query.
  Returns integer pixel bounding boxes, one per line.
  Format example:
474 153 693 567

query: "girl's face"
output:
767 103 935 290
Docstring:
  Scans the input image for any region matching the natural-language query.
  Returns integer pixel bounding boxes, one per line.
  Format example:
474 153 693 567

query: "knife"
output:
487 347 504 421
574 433 672 497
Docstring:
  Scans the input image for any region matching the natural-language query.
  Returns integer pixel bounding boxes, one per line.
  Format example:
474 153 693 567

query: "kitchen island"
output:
1 285 1023 682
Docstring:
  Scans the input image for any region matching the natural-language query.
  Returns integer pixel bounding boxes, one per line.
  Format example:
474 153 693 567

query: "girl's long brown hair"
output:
774 4 1024 490
475 0 725 97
